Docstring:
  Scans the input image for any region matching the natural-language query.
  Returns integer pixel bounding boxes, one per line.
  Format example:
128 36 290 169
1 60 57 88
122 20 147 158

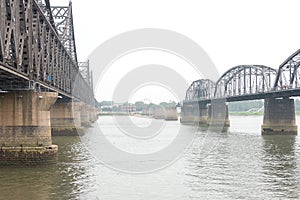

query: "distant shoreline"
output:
99 112 300 117
99 112 131 116
230 111 300 116
229 112 263 116
99 112 151 117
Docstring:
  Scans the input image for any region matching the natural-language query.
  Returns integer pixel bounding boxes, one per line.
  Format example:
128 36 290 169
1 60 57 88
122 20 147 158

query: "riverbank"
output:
230 111 300 116
229 112 263 116
100 111 300 117
99 112 154 118
99 112 130 116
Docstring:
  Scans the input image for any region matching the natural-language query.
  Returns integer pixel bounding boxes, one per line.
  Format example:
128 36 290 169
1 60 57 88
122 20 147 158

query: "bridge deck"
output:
185 89 300 104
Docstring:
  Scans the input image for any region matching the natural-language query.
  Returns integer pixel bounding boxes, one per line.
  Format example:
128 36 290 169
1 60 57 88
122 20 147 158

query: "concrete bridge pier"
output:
180 102 209 125
93 107 100 122
262 98 297 135
180 102 197 124
0 91 58 165
208 101 230 128
50 102 83 136
80 104 92 127
87 105 99 123
198 103 209 126
165 107 178 121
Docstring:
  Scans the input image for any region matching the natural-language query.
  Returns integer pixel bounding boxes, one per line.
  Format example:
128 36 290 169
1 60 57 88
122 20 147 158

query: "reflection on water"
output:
0 116 299 199
183 131 265 199
0 136 96 200
262 135 299 199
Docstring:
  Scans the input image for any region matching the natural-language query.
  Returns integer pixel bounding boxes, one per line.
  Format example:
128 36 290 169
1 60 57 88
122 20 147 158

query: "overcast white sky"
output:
52 0 300 103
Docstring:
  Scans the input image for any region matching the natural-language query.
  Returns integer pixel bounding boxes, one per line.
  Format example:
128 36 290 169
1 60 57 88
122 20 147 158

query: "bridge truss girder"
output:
214 65 277 98
79 60 93 91
0 0 94 105
274 49 300 91
51 2 77 64
185 79 215 101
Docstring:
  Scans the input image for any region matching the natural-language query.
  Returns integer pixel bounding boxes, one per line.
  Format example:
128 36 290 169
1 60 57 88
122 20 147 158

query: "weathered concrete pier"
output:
50 102 83 136
180 102 200 124
165 107 178 121
0 91 99 164
0 0 98 165
262 98 297 135
50 102 99 135
180 101 229 128
0 91 58 165
153 107 165 119
153 106 178 121
197 103 209 125
207 102 230 128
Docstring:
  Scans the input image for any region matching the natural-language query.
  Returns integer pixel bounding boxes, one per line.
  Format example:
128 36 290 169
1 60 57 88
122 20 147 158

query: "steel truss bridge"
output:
0 0 94 104
184 49 300 103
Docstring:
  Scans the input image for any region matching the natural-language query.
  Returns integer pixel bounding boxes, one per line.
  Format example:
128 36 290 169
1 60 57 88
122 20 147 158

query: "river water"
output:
0 116 300 200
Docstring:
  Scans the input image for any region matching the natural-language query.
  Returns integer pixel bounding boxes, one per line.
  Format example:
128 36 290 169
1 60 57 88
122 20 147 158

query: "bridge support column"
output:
93 107 99 122
0 91 58 165
208 101 230 128
50 102 83 136
165 107 178 121
180 102 197 124
198 103 208 126
80 104 91 127
180 102 209 125
88 105 99 123
262 98 297 135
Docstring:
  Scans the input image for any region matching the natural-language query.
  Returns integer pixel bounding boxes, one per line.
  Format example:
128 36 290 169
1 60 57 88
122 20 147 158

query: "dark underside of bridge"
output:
0 64 75 102
0 64 29 90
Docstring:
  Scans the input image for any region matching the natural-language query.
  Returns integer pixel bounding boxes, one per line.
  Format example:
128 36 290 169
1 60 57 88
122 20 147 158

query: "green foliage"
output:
134 101 145 111
295 99 300 112
229 111 263 116
228 100 263 112
99 101 113 107
99 100 178 113
159 101 177 108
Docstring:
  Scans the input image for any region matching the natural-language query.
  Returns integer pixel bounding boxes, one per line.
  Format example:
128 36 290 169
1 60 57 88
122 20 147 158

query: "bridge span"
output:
181 49 300 135
0 0 98 165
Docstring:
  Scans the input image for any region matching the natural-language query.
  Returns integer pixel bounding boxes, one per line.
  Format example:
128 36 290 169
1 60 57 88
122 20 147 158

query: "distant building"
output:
121 104 136 113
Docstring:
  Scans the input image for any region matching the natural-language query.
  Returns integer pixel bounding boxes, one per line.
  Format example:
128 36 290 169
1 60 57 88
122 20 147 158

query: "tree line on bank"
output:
99 101 178 112
229 99 300 112
99 99 300 113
